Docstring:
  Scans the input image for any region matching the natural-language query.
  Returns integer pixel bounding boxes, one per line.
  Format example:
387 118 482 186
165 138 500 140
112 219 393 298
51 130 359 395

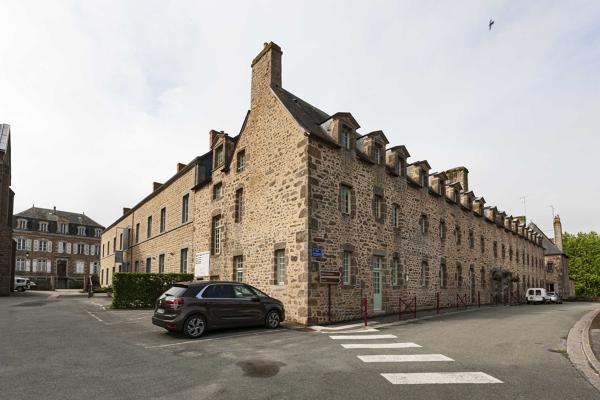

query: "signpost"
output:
319 269 341 323
311 247 323 257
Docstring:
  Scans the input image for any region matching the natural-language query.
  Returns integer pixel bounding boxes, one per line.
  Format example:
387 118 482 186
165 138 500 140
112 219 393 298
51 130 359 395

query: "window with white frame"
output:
16 258 26 271
214 144 224 168
236 150 246 172
181 194 189 223
342 251 351 285
95 228 102 238
39 240 48 252
158 254 165 273
16 238 26 250
340 126 351 150
77 243 85 254
234 189 244 223
76 261 85 274
35 259 49 273
180 248 188 273
213 182 223 200
212 215 222 255
17 219 27 230
58 241 64 253
39 222 48 232
275 249 286 285
160 207 166 233
373 195 383 220
59 223 68 234
419 214 429 235
392 258 399 286
234 256 244 282
77 226 86 236
340 185 352 215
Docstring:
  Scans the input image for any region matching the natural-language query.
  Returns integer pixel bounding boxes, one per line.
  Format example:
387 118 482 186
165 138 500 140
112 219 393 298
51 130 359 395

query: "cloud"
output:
1 0 598 233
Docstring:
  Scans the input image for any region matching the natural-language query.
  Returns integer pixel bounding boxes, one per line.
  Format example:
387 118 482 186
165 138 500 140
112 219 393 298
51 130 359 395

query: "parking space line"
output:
86 311 107 324
341 343 421 349
143 329 294 349
330 334 397 340
310 322 380 331
358 354 454 363
381 372 503 384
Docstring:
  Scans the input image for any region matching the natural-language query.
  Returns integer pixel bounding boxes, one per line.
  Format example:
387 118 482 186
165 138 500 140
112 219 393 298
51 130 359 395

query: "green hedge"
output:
111 273 193 309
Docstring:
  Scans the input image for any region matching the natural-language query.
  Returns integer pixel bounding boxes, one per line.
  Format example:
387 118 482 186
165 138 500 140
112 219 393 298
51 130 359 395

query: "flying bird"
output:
489 18 495 30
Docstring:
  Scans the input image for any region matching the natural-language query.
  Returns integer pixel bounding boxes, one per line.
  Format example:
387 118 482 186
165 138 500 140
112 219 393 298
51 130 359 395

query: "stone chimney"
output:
122 207 131 215
553 215 563 251
153 182 162 191
445 167 469 192
251 42 282 109
177 163 186 172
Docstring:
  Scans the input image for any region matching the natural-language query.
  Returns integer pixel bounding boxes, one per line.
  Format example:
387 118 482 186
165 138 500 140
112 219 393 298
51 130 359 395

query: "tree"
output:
563 231 600 297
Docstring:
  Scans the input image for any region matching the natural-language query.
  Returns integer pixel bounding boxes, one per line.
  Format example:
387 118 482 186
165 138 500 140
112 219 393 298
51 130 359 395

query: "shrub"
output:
111 273 193 309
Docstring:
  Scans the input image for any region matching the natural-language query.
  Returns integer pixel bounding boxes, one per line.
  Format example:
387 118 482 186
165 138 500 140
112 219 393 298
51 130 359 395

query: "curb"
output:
567 308 600 392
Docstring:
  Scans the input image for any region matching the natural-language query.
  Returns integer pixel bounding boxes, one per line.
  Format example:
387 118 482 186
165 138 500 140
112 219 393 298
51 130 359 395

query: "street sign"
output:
194 251 210 278
312 247 323 257
320 270 340 284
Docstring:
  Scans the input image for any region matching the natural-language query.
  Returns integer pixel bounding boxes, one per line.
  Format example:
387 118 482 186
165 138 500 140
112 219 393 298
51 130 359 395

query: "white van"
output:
526 288 550 304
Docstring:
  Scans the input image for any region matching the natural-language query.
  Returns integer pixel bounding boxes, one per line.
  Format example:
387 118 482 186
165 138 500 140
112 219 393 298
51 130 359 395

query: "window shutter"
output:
66 242 71 254
26 239 32 250
48 241 52 253
33 240 39 251
25 260 31 271
84 244 89 255
47 259 52 273
73 244 78 255
90 245 95 256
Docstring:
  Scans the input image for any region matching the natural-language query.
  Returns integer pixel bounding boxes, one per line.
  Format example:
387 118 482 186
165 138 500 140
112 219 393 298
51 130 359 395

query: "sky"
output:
1 0 599 235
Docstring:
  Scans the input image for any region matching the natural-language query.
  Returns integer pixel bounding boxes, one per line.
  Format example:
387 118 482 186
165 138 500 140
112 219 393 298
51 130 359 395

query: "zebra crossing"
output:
320 323 502 386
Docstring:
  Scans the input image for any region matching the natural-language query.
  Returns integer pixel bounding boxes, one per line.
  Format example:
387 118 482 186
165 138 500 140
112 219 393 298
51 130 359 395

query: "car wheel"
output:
16 286 24 292
265 310 281 329
183 315 206 338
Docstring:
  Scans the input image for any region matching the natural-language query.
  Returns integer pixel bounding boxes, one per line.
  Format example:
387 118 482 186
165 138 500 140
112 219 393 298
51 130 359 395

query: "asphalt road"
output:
1 291 599 400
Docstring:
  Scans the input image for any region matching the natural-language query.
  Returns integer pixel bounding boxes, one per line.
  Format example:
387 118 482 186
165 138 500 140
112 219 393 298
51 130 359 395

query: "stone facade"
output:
0 124 15 296
102 42 561 324
13 207 103 289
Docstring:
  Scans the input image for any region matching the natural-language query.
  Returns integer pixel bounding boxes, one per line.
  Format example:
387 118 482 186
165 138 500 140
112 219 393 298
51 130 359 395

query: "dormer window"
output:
214 144 224 168
420 171 428 188
59 223 68 234
17 219 27 230
39 222 48 232
340 126 351 150
78 226 86 236
453 191 459 203
95 228 102 238
373 144 383 165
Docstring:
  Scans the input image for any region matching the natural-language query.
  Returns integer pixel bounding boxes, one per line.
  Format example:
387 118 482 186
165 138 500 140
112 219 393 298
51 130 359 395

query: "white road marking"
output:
381 372 503 384
358 354 453 362
86 311 106 324
143 329 291 349
327 327 380 334
330 334 397 340
341 343 421 349
310 322 379 331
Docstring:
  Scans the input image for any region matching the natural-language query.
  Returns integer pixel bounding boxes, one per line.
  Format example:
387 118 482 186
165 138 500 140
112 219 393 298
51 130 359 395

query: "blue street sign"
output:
312 247 323 257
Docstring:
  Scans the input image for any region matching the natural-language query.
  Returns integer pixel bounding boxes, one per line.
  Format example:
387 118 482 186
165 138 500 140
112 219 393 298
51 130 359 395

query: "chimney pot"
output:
177 163 186 172
122 207 131 215
153 182 163 191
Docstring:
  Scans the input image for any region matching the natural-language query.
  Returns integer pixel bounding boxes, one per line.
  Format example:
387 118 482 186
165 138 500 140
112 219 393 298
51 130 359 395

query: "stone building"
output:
101 42 563 324
530 216 575 297
13 206 103 289
0 124 15 296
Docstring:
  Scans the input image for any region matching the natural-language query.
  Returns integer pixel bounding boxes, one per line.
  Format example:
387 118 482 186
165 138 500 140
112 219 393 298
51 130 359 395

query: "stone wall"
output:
307 137 545 324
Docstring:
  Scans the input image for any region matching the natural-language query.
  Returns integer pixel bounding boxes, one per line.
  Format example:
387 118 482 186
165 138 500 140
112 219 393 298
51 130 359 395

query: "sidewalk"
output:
591 312 600 368
309 302 506 331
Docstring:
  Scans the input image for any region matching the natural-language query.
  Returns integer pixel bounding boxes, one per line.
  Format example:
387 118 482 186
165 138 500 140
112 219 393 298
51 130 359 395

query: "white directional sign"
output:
194 251 210 278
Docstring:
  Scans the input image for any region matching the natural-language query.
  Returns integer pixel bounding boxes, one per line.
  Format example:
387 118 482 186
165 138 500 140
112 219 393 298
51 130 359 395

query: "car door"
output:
201 284 237 327
231 284 266 326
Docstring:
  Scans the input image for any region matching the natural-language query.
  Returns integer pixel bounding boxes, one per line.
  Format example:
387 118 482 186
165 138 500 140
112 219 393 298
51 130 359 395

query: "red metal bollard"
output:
363 297 368 327
399 296 402 321
436 292 440 314
456 294 459 311
478 291 481 308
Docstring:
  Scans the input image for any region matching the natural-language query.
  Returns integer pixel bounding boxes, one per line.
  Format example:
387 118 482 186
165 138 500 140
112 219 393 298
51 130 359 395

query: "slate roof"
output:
15 207 104 228
529 222 563 256
273 87 331 138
